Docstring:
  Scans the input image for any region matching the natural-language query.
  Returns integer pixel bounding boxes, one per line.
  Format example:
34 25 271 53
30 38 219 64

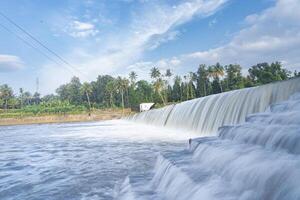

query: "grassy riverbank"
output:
0 108 132 126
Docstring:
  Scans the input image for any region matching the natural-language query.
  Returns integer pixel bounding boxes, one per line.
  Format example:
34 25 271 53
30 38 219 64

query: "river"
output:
0 120 193 200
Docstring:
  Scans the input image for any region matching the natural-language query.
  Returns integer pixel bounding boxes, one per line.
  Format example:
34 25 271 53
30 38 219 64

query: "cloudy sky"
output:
0 0 300 95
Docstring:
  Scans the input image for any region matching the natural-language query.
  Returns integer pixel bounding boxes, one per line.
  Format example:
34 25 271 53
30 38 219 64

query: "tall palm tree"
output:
165 69 172 79
150 67 161 80
164 69 173 102
122 78 130 108
116 77 125 111
208 66 215 79
129 71 137 86
153 78 166 105
81 82 92 114
105 80 116 107
183 75 189 100
188 72 196 99
214 63 224 92
197 64 208 97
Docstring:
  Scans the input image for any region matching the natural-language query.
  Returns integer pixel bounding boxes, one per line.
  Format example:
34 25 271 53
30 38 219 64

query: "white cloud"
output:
0 54 24 72
136 0 300 75
66 20 99 38
40 0 227 94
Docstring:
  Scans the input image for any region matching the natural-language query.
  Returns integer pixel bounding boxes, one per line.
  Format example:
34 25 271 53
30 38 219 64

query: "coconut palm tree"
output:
214 63 224 92
116 77 125 110
150 67 161 80
105 80 116 107
129 71 137 86
188 72 196 99
153 77 166 105
165 69 172 80
81 82 92 114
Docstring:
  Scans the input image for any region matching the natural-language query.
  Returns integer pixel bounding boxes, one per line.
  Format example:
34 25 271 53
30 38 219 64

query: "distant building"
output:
139 103 155 112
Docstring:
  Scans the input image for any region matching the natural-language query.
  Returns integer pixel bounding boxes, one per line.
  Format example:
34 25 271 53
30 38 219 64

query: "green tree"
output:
129 71 137 86
105 80 116 107
248 62 290 85
68 76 82 105
0 84 14 110
116 76 129 112
92 75 114 105
224 64 244 90
165 69 173 102
165 69 172 80
33 92 41 104
23 91 32 106
150 67 161 79
172 76 182 102
214 63 224 92
196 64 209 97
81 82 92 112
153 78 167 105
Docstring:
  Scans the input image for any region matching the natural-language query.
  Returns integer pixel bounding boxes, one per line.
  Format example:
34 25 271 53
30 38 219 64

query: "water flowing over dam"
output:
129 77 300 135
116 92 300 200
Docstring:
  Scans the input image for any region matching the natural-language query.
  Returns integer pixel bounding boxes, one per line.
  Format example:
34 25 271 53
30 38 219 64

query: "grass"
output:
0 107 133 126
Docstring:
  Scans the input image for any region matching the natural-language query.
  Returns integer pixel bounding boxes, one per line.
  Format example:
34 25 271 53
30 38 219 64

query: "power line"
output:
0 12 92 110
0 22 70 71
0 11 88 79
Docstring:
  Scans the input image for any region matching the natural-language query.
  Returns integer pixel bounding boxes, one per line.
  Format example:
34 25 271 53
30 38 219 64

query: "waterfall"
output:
116 92 300 200
129 77 300 135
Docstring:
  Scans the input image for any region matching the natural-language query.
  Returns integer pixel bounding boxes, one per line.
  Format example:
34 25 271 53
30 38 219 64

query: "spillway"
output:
129 77 300 135
116 92 300 200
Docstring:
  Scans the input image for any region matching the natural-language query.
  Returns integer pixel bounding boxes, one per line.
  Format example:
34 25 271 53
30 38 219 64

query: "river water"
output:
0 120 193 200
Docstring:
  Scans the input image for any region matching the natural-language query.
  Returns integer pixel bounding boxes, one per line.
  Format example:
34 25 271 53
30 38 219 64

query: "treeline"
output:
1 62 299 112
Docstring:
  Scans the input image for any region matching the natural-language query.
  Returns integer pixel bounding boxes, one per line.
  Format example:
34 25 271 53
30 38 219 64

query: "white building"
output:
139 103 155 112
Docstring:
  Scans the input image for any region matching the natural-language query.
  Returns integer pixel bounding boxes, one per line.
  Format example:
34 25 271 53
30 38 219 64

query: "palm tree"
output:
153 78 166 105
214 63 224 92
208 66 215 79
81 82 92 114
105 80 116 107
164 69 173 102
165 69 172 79
117 77 124 111
188 72 196 99
197 64 209 97
150 67 161 80
129 71 137 86
122 78 130 108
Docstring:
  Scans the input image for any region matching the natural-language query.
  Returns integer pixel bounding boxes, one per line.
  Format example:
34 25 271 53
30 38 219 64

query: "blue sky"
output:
0 0 299 95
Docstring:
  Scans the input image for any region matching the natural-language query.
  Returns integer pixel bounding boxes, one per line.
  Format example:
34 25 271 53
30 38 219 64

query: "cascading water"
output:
116 92 300 200
129 77 300 135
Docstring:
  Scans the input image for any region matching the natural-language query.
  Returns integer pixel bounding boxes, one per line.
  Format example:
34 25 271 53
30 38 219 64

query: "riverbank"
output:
0 108 132 126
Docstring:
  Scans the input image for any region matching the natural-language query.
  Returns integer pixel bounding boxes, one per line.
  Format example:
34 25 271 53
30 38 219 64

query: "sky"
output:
0 0 300 95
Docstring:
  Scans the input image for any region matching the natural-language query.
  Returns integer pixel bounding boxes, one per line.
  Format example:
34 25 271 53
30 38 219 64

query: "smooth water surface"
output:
0 120 192 200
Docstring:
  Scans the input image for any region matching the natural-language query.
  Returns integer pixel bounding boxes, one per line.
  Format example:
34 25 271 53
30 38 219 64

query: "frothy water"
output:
0 121 193 200
117 93 300 200
2 80 300 200
129 78 300 135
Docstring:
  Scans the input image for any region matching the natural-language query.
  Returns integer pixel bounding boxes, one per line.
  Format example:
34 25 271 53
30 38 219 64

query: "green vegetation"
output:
0 61 299 116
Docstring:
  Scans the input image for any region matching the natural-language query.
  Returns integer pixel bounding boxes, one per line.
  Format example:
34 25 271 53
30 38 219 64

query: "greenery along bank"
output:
1 61 300 115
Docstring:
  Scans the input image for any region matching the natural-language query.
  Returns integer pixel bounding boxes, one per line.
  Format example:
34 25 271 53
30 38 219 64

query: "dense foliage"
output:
0 62 299 113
